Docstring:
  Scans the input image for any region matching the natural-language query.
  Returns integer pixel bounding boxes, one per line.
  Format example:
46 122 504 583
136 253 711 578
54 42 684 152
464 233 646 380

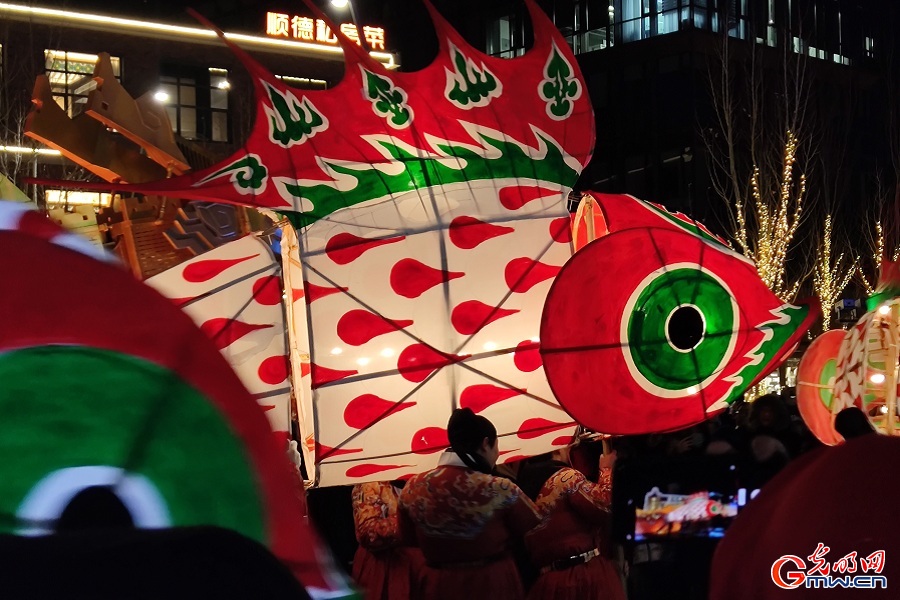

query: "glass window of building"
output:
44 51 121 117
486 13 526 57
486 0 868 64
158 66 230 143
44 189 113 208
275 75 328 90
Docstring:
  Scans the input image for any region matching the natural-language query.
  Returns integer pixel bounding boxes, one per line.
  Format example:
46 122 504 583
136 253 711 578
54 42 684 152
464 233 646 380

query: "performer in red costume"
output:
525 446 626 600
399 408 541 600
351 480 424 600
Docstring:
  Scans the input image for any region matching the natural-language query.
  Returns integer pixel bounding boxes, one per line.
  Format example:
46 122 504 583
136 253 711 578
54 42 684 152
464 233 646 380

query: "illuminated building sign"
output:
265 12 385 51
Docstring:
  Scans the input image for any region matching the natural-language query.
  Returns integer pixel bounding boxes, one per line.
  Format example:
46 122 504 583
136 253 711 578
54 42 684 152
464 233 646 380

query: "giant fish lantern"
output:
41 0 595 486
0 202 352 598
542 193 819 435
797 261 900 444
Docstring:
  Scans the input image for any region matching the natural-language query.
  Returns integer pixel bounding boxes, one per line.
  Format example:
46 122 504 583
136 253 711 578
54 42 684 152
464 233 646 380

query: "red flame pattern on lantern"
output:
451 300 519 335
516 418 574 439
460 384 525 413
200 318 272 350
311 363 358 388
505 258 561 293
337 310 413 346
549 216 573 243
317 442 363 461
326 232 404 265
252 275 283 306
498 186 559 211
183 255 258 283
258 354 290 385
448 216 514 249
390 259 464 299
346 463 413 478
306 282 348 303
344 394 416 430
397 344 468 383
514 340 542 372
410 427 450 454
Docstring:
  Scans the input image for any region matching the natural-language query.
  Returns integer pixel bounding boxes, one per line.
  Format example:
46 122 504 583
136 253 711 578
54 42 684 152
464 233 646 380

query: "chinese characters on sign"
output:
266 12 386 51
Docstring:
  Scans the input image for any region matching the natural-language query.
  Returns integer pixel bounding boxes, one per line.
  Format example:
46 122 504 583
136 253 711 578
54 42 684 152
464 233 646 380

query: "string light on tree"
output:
735 130 805 301
859 220 900 296
814 214 858 330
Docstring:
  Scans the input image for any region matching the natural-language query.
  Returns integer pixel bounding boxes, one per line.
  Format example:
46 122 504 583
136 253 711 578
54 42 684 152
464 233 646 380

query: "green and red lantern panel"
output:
825 300 899 437
0 202 351 598
797 261 900 441
542 194 818 434
796 329 845 446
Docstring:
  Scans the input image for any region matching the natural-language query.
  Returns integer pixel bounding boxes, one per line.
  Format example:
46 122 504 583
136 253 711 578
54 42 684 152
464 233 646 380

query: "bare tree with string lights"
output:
702 20 813 302
813 214 857 331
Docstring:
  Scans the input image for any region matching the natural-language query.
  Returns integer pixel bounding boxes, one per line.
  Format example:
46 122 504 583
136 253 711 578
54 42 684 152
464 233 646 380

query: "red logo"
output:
771 545 887 590
771 555 807 589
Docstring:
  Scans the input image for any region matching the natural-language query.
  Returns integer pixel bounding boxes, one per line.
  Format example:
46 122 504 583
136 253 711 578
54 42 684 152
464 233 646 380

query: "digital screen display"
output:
634 486 758 540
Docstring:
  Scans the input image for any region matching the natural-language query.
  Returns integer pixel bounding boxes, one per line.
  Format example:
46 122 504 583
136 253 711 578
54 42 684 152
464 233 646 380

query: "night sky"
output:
52 0 492 71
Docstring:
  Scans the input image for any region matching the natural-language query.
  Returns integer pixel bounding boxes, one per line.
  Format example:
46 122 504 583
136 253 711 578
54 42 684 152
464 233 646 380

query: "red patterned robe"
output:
352 481 424 600
525 467 625 600
398 453 541 600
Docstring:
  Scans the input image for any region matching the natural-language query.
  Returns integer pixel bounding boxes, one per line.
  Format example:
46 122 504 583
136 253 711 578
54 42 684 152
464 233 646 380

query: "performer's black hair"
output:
447 408 497 475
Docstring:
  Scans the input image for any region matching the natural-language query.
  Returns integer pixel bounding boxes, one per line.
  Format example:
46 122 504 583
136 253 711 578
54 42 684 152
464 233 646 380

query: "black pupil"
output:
668 306 704 350
57 486 135 531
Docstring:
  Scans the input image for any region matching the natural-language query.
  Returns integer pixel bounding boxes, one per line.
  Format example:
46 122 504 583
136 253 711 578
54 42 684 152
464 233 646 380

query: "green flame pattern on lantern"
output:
278 127 578 228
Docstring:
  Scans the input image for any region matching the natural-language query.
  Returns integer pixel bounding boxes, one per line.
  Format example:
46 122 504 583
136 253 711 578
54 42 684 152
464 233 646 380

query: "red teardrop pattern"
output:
326 232 405 265
390 258 464 299
346 463 412 478
261 404 276 412
451 300 519 335
498 185 559 211
344 394 416 430
397 344 468 383
258 354 290 385
459 384 525 413
252 275 282 306
448 216 514 249
182 254 258 283
306 282 348 303
516 418 574 439
291 287 305 302
300 362 311 378
410 427 450 454
551 435 571 446
336 310 414 346
549 216 573 243
514 340 542 372
311 363 358 388
316 442 363 461
505 258 561 293
200 318 273 350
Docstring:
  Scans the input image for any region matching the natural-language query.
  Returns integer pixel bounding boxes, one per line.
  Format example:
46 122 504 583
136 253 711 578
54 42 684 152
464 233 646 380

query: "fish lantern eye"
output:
625 267 735 394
